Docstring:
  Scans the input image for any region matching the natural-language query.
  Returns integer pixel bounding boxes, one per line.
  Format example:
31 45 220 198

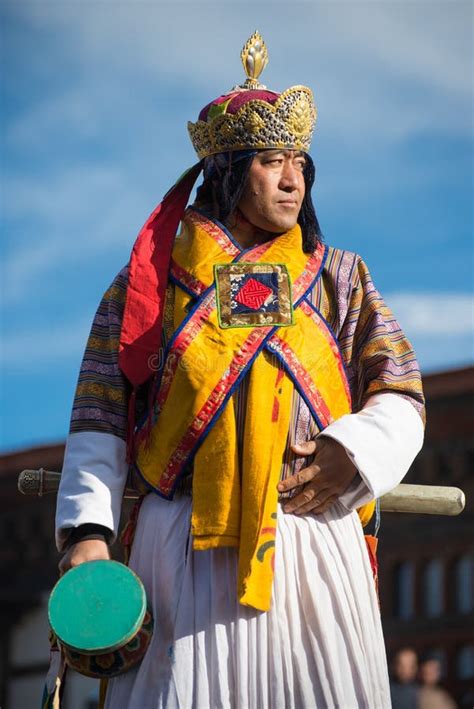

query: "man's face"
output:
237 149 306 233
419 659 441 686
393 649 418 683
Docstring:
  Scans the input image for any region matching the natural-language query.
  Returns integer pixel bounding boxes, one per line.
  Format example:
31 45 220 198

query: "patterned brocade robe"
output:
56 244 425 552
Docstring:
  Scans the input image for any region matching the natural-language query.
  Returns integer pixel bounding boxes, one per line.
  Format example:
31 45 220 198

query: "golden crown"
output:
188 31 317 160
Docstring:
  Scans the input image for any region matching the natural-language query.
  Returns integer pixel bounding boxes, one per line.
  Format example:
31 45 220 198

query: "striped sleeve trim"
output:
69 266 130 440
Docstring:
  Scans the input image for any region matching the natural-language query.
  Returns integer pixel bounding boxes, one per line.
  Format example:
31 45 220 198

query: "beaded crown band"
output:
188 31 317 160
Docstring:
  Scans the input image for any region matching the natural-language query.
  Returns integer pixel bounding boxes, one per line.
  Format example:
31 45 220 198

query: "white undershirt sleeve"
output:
319 392 424 510
55 431 128 552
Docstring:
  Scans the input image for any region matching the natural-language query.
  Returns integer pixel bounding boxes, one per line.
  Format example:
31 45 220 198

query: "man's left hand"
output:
277 437 358 515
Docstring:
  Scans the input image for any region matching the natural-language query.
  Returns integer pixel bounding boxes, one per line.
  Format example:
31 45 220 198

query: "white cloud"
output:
386 292 474 336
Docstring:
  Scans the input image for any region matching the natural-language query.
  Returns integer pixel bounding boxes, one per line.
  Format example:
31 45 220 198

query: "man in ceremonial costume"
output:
56 33 425 708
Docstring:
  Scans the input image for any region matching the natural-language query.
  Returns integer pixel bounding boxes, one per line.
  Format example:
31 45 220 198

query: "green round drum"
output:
48 560 153 678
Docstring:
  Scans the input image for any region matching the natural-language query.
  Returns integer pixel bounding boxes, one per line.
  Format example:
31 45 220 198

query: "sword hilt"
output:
18 468 140 499
18 468 62 496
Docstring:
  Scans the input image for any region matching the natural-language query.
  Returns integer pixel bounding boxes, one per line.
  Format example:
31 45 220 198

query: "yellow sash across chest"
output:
134 208 373 611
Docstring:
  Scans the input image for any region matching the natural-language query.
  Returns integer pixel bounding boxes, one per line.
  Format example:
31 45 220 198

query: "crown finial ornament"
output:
240 31 268 90
187 34 317 159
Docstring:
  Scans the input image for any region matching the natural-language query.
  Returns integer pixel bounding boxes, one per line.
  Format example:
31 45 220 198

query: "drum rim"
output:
48 560 147 654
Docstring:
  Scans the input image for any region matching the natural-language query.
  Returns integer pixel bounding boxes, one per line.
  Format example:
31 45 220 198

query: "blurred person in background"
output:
418 655 457 709
390 647 420 709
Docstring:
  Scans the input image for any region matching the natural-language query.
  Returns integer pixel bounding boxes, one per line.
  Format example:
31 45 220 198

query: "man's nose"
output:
279 162 300 190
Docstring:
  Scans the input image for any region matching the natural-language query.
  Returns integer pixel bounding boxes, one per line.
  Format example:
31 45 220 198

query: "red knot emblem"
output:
235 278 273 310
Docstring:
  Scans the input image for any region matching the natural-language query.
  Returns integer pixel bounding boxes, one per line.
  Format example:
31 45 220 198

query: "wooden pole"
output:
17 469 466 516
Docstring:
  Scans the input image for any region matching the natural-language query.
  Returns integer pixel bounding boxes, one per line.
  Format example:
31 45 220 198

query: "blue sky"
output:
1 0 473 452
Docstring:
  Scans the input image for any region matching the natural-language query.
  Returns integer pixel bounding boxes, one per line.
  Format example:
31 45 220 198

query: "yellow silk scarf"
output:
136 210 374 610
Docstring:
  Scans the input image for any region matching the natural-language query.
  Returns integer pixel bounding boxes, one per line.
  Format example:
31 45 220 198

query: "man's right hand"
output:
59 539 110 576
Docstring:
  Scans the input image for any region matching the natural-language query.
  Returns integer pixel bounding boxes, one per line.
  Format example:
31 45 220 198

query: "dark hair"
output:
194 151 323 253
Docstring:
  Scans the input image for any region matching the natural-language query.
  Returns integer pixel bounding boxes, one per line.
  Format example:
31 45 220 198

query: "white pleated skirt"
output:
105 494 391 709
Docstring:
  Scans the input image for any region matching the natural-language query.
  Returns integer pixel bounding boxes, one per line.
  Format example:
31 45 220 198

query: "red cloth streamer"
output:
119 162 203 388
118 162 203 458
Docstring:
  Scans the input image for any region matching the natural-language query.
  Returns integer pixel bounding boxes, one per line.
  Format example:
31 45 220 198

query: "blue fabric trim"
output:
169 207 262 297
132 328 170 435
129 460 173 500
190 205 243 253
302 295 351 397
175 210 327 300
167 328 278 496
190 206 315 265
156 208 265 369
169 325 279 495
157 216 307 385
169 271 200 300
264 339 325 432
134 324 279 498
160 282 215 366
294 244 328 307
135 242 328 438
133 237 255 439
134 228 329 471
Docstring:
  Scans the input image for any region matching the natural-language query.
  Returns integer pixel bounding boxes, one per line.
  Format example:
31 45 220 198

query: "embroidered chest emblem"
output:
214 262 294 328
235 277 273 310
